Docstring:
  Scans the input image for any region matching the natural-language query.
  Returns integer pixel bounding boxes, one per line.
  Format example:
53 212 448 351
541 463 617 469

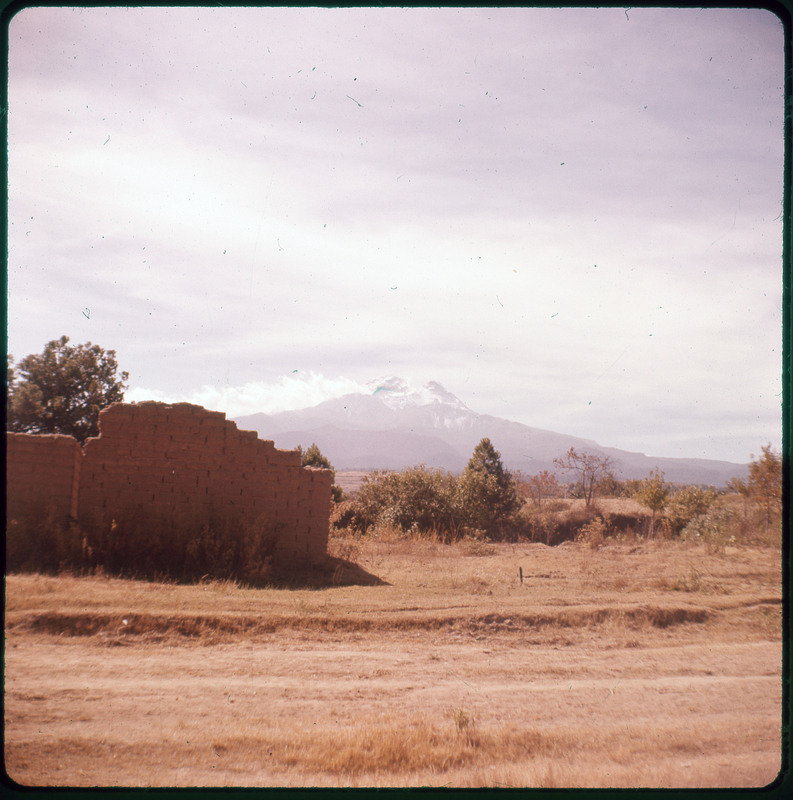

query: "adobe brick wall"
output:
6 402 332 566
6 432 82 521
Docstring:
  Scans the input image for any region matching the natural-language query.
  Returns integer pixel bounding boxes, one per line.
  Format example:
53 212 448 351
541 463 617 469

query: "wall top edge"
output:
7 403 328 472
103 400 226 417
6 431 81 443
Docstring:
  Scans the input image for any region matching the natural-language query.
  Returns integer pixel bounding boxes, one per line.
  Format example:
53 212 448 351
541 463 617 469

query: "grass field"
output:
4 535 783 788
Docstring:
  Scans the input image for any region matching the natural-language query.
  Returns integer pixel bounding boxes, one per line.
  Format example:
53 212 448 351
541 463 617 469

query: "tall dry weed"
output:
577 517 608 550
450 707 480 747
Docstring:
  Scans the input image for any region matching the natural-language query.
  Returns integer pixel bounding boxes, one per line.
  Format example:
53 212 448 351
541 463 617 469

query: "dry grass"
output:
4 537 783 788
566 496 647 515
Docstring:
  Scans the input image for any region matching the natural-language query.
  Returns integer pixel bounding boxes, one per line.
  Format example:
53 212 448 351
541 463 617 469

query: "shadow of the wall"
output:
270 555 389 588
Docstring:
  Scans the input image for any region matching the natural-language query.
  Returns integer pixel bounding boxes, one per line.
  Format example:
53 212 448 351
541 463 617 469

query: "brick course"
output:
6 402 332 567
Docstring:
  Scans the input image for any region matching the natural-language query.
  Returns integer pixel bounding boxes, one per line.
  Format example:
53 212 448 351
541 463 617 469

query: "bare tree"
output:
525 470 560 511
553 447 615 508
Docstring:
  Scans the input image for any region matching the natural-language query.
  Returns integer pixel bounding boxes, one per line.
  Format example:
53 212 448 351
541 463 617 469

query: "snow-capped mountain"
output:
367 377 472 417
364 376 478 431
233 377 747 485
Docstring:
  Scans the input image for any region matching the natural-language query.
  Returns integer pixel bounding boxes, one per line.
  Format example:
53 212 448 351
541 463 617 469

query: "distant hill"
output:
234 376 747 486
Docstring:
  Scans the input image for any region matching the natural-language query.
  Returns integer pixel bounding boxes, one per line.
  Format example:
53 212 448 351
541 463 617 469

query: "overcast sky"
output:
7 6 784 464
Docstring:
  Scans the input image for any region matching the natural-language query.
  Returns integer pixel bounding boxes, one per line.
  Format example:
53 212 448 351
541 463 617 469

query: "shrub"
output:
556 505 602 544
666 486 718 533
335 466 461 540
516 507 560 545
333 442 524 542
681 504 737 554
6 502 83 574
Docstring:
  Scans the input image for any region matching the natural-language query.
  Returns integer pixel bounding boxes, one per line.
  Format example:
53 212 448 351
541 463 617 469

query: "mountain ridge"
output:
233 378 747 485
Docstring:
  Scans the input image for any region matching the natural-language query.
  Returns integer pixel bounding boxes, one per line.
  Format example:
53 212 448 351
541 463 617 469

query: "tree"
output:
747 444 782 534
456 438 521 534
300 442 333 472
633 468 670 536
7 336 128 444
525 470 560 511
726 475 751 518
299 442 343 503
553 447 615 508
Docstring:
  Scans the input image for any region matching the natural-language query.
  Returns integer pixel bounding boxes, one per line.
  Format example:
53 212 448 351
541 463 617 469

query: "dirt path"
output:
4 631 781 788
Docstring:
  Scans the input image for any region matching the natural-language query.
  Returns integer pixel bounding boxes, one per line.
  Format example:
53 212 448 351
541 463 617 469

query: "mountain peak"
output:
368 376 410 397
365 377 472 415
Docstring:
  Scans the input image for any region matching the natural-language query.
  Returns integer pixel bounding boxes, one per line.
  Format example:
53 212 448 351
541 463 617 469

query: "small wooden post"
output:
519 566 523 584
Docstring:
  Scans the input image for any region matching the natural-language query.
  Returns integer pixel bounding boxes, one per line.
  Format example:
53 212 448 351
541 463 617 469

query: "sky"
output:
6 6 785 464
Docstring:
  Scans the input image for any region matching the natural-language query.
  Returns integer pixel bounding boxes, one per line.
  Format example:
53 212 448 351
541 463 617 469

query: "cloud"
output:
126 372 370 419
7 6 783 464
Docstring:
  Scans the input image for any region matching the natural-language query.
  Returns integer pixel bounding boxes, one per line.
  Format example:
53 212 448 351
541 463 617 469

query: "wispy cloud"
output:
126 372 370 419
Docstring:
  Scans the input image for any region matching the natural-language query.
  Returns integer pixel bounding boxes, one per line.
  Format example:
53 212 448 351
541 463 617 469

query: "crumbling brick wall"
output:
6 402 332 566
6 432 82 521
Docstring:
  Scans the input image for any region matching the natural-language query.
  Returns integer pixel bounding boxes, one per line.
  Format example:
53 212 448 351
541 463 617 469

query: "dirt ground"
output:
3 539 784 788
